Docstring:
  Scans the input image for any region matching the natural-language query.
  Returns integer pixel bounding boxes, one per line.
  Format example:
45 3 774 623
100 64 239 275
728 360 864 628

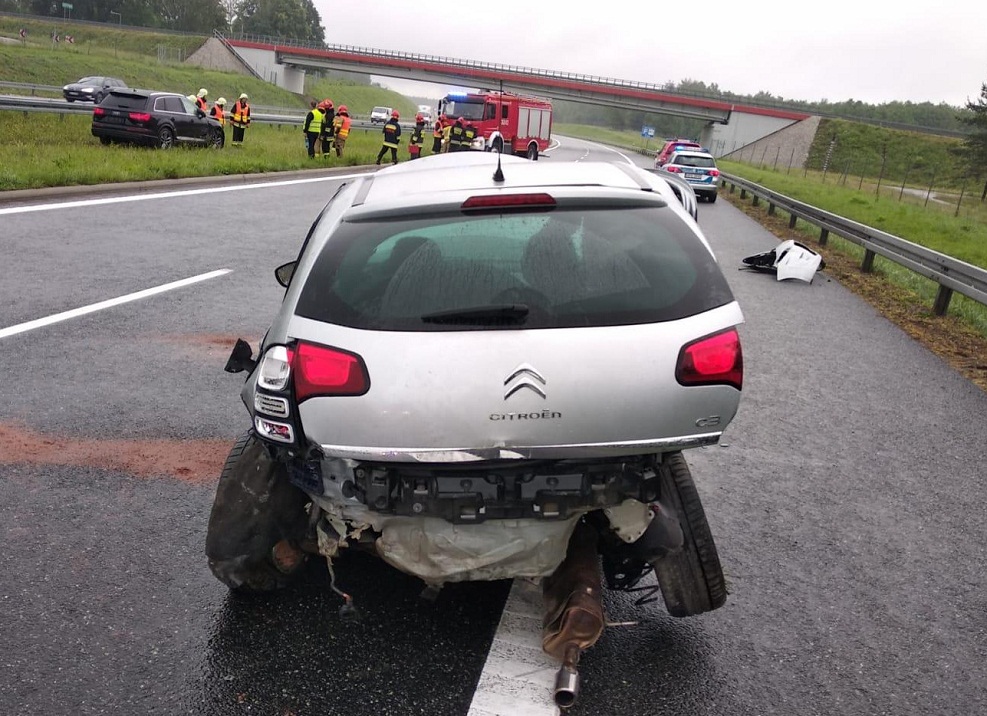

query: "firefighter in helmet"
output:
376 110 402 165
448 116 466 152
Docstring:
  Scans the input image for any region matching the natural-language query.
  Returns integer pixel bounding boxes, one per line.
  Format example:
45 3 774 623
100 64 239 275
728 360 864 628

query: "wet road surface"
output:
2 143 986 715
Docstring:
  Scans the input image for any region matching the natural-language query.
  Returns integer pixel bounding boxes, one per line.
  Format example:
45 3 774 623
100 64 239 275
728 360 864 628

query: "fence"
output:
720 138 987 217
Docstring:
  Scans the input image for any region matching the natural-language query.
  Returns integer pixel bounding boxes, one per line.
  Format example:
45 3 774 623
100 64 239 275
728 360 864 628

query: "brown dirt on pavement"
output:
0 421 231 484
724 193 987 393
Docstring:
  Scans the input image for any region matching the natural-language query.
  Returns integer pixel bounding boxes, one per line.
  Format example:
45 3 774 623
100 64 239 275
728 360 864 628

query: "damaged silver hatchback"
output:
208 153 744 708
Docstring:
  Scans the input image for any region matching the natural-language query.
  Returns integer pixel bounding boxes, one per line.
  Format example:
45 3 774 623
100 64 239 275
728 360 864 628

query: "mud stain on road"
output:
154 333 251 361
0 422 230 484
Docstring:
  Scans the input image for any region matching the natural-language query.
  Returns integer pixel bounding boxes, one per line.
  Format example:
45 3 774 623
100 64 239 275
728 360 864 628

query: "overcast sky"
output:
311 0 986 108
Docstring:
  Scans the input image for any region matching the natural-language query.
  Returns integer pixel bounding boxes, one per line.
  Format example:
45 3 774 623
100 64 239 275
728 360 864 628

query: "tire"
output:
651 451 727 617
526 143 539 161
157 126 175 149
491 137 503 154
99 136 111 145
210 128 225 149
708 193 718 203
66 98 75 103
205 431 311 593
94 93 104 104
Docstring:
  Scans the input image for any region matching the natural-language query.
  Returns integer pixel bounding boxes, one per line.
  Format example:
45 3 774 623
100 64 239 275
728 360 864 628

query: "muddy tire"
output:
205 431 310 593
651 451 727 617
526 143 539 161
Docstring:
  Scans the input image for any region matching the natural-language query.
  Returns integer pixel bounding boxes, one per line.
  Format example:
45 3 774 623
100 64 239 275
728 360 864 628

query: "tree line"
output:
0 0 324 41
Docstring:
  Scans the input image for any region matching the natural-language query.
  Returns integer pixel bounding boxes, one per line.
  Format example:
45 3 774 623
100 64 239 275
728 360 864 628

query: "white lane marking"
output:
0 269 231 339
467 579 561 716
0 173 367 216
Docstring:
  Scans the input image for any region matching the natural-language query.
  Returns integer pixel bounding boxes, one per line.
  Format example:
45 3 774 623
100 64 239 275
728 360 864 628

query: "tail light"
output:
93 107 105 117
675 328 743 390
128 112 152 123
664 166 682 173
291 341 369 402
709 169 720 177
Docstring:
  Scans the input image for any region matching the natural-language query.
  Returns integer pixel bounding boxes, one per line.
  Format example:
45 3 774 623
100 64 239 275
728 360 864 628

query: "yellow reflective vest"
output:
230 100 250 128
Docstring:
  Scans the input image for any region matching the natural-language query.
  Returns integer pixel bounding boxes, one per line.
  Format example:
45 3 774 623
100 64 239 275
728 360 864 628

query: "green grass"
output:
0 15 206 60
0 20 421 117
0 24 435 189
0 112 418 190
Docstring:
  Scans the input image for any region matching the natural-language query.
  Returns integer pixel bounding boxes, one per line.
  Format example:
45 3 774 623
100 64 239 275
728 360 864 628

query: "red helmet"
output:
415 113 424 122
391 110 399 118
337 105 348 114
457 116 465 123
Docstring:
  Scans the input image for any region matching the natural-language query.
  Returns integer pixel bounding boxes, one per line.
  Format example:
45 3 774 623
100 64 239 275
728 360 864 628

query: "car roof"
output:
353 154 668 215
107 88 181 98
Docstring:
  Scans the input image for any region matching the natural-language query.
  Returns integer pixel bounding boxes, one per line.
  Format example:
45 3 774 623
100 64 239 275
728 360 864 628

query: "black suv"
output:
92 89 225 149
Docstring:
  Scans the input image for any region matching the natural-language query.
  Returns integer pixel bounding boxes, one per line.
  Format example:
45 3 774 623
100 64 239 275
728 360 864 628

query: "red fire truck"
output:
437 91 552 160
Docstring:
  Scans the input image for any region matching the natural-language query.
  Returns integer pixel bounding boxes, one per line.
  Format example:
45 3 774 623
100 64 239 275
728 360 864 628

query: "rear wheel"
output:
491 137 503 154
99 136 111 145
158 126 175 149
526 143 539 161
651 451 727 617
708 193 718 203
94 92 104 104
210 128 225 149
205 431 311 593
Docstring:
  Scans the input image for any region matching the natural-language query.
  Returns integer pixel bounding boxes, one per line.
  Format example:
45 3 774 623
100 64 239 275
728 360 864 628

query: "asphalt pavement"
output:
1 140 985 716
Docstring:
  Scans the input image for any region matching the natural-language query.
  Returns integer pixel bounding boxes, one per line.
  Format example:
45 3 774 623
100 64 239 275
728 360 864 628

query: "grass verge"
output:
0 112 420 190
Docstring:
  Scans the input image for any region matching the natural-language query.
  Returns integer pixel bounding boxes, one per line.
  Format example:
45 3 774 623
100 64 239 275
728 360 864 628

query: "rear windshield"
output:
294 207 734 331
673 154 716 168
102 93 148 111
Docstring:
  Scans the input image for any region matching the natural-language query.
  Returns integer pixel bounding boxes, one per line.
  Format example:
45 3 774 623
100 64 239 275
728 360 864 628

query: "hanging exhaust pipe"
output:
553 643 582 708
542 520 605 709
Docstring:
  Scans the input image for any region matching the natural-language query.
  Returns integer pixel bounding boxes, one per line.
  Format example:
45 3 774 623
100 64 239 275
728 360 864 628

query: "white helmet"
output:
216 97 227 107
197 88 208 98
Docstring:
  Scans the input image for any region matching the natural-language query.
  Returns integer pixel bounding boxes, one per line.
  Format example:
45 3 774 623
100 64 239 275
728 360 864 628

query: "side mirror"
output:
196 108 206 118
275 261 296 288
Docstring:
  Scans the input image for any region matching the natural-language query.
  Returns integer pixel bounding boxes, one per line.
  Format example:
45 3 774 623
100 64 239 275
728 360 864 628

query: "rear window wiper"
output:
420 304 530 325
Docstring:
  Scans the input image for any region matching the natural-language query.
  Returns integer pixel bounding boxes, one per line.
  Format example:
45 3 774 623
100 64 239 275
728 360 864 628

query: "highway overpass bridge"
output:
193 33 812 157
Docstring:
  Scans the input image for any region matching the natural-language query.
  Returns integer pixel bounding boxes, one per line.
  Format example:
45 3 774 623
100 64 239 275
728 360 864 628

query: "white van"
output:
370 106 392 124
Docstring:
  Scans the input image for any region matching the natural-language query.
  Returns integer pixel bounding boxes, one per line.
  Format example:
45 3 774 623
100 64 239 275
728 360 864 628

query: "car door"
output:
156 96 195 142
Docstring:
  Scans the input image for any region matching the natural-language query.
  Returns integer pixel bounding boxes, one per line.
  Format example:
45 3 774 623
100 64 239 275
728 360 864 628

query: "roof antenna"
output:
493 78 505 183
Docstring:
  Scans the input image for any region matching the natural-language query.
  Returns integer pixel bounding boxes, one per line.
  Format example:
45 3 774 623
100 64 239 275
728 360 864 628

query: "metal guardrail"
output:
721 173 987 316
0 93 390 131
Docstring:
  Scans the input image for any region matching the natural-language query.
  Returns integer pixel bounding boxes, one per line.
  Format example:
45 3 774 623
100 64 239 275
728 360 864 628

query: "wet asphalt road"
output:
1 139 986 716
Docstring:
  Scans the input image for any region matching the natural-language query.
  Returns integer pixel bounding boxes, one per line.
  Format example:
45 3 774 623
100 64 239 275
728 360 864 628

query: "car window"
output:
294 207 734 331
103 93 148 111
673 155 716 168
78 76 100 84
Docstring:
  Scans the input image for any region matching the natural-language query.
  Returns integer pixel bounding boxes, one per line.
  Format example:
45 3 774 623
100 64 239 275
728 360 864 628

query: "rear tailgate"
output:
289 302 742 461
